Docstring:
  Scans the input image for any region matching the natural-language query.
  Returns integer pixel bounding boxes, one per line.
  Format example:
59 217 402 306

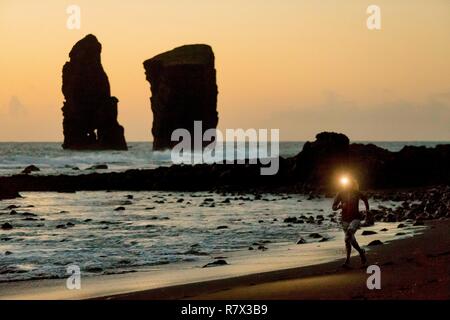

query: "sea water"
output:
0 141 445 282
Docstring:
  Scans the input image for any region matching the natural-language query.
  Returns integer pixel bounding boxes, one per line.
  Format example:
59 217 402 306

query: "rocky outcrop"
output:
292 132 350 187
143 44 218 150
0 183 20 200
1 132 449 195
61 34 127 150
291 132 450 189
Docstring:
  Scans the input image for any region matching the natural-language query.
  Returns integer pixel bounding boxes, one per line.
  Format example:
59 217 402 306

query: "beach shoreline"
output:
0 219 447 300
101 219 450 300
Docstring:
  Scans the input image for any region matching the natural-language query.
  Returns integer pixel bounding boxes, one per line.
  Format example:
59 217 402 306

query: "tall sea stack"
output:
143 44 218 150
61 34 127 150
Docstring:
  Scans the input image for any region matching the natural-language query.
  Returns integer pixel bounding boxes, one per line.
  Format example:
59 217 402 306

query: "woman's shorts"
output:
342 219 361 233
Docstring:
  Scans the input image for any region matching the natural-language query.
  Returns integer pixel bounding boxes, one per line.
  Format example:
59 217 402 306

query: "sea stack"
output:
61 34 127 150
143 44 218 150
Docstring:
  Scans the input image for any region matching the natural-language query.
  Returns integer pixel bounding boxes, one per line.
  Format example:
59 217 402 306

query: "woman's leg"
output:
347 220 367 265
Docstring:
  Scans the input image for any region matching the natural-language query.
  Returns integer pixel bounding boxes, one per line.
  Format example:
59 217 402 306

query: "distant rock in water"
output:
143 44 218 150
61 34 127 150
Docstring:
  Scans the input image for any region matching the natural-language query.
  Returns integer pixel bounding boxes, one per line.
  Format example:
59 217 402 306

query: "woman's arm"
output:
332 193 341 211
360 192 370 212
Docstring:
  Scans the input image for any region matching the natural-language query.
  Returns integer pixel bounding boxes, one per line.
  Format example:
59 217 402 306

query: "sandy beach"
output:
103 220 450 300
1 219 447 300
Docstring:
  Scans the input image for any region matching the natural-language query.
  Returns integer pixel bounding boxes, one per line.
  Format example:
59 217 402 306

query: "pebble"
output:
202 259 228 268
368 240 383 246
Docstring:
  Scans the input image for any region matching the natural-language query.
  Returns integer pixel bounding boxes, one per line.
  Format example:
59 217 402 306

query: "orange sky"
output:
1 0 449 141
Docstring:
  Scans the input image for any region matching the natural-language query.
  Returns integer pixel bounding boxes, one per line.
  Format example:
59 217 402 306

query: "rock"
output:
5 251 13 256
367 240 383 246
21 212 37 217
293 132 350 186
202 259 228 268
87 164 108 170
248 246 254 250
56 224 67 229
257 245 268 251
126 195 134 199
1 222 13 230
396 232 406 236
380 228 388 232
319 237 329 242
0 183 20 200
67 222 75 227
114 206 126 211
183 249 208 256
85 266 103 273
143 44 218 150
384 213 396 222
21 165 40 174
309 233 323 239
296 237 306 244
61 34 127 150
397 223 406 228
5 205 19 209
283 217 297 223
216 225 228 230
361 230 377 236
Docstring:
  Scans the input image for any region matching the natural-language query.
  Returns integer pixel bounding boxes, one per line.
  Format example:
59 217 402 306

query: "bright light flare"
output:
340 176 350 187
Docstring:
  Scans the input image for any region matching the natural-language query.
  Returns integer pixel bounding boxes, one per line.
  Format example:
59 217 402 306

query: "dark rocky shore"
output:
1 132 449 200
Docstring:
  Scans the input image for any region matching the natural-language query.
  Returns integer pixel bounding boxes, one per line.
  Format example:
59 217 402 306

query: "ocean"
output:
0 141 445 282
0 141 446 176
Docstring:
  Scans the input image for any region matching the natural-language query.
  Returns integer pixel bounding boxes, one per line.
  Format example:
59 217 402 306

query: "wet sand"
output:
102 220 449 300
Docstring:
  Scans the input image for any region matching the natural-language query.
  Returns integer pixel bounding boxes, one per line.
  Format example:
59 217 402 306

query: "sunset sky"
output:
1 0 449 141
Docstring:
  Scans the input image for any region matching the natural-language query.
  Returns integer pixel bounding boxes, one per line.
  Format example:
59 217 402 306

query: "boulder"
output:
202 259 228 268
22 165 40 174
361 230 377 236
292 132 350 187
309 233 323 239
1 222 13 230
61 34 127 150
367 240 383 246
143 44 218 150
